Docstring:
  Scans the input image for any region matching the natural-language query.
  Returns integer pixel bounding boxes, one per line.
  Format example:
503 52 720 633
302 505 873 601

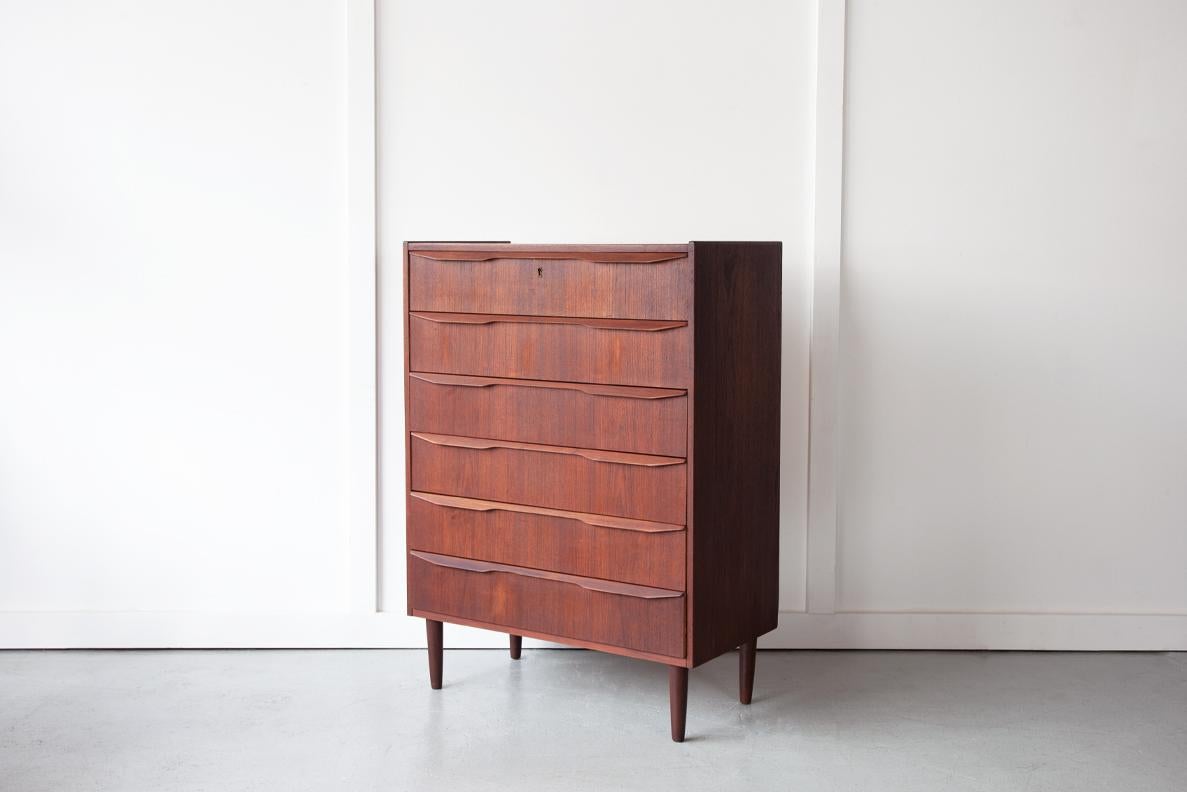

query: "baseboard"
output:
1 611 1184 650
0 612 475 649
0 611 572 650
764 612 1187 651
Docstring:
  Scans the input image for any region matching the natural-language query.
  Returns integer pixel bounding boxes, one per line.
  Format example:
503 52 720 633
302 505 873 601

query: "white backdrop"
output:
0 0 378 647
2 0 1185 649
822 0 1187 645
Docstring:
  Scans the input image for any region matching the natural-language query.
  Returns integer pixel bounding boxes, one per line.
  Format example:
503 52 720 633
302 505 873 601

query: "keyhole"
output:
537 267 543 278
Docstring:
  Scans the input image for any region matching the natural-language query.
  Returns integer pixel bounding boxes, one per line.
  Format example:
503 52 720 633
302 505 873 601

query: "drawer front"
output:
409 313 690 389
408 373 687 457
409 249 691 319
411 433 686 525
408 492 686 590
409 551 685 658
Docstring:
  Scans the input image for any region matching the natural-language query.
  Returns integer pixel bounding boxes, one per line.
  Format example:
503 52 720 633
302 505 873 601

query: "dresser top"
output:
407 242 690 254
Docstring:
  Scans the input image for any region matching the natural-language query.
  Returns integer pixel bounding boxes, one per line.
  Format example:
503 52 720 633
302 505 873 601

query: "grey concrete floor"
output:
2 649 1185 792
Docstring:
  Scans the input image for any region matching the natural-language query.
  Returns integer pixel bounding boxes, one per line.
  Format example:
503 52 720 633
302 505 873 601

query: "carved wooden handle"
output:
408 372 685 400
410 550 683 599
411 432 684 467
410 312 686 332
410 491 684 533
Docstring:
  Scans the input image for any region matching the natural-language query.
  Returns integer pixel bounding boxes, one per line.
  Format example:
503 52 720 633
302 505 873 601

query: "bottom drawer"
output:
408 551 685 658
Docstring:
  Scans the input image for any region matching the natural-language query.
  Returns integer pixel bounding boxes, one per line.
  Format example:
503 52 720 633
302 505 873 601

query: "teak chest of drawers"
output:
404 241 781 741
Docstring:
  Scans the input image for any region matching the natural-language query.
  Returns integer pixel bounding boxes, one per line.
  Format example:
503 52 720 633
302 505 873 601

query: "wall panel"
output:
377 0 818 641
837 0 1187 621
0 0 365 635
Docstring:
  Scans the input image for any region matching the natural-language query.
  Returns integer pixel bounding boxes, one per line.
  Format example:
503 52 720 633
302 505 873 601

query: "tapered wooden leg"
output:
426 619 443 690
509 634 522 660
668 666 688 742
739 638 757 704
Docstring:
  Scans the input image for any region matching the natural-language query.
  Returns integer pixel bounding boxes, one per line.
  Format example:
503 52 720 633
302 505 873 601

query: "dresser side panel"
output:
690 241 782 666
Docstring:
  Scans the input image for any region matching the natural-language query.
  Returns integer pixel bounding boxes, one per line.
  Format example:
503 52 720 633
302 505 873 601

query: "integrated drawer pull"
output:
411 312 686 332
410 492 684 533
409 372 685 400
413 251 687 264
409 551 683 600
411 432 684 467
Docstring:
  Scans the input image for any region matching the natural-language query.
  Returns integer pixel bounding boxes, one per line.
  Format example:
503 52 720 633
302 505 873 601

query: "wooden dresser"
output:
403 241 781 741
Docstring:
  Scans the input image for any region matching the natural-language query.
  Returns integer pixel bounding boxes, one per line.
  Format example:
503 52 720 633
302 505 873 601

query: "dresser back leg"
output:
739 639 757 704
509 634 522 659
668 665 689 742
426 619 443 689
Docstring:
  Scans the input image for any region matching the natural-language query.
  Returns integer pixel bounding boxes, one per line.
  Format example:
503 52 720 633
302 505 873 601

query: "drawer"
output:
409 312 690 389
409 248 690 319
408 372 687 457
409 550 685 658
410 432 686 525
408 491 686 590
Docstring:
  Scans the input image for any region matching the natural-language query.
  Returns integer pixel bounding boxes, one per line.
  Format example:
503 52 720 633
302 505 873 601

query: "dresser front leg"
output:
739 638 757 704
668 665 688 742
426 619 443 690
509 634 522 659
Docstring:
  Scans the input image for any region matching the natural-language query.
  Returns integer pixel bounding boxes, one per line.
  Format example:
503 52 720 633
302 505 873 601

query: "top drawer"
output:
408 246 691 320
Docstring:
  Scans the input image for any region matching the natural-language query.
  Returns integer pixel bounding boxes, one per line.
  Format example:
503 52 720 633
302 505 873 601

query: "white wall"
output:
0 1 368 645
4 0 1185 649
793 0 1187 647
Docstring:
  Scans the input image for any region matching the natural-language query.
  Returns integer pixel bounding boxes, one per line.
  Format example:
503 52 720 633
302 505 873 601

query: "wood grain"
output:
410 312 686 331
409 375 687 456
410 492 683 533
739 639 757 705
403 239 784 735
403 242 414 621
410 433 686 524
407 242 688 254
409 372 684 400
411 251 686 263
411 607 693 667
408 552 685 658
408 492 686 590
669 666 688 742
410 251 690 319
411 432 682 467
689 241 782 666
409 312 691 388
426 619 442 690
410 551 681 599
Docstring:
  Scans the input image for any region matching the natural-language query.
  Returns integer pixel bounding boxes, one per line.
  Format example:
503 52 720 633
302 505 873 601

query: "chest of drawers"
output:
404 241 781 741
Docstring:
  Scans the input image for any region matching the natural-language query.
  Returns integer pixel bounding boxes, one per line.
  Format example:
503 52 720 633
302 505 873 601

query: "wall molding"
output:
805 0 846 614
345 0 379 613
